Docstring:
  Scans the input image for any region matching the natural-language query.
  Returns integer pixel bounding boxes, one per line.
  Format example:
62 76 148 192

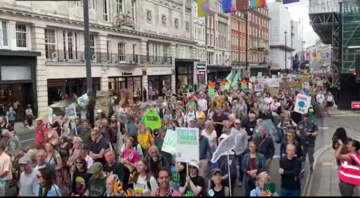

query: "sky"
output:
267 0 319 47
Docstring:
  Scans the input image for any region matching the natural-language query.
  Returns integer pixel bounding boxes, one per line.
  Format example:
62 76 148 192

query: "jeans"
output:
281 188 301 196
302 145 315 167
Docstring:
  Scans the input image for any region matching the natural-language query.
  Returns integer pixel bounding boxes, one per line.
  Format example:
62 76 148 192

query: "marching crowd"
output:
0 76 349 197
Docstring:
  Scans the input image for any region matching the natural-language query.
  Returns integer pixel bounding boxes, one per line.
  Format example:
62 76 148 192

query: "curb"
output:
301 145 331 196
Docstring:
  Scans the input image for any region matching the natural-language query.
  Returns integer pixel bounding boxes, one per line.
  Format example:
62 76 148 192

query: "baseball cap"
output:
87 162 103 174
18 156 31 165
211 168 223 176
80 143 89 150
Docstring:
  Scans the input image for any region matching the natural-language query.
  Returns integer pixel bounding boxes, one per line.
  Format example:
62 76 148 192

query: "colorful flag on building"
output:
197 0 211 18
317 52 322 60
325 52 330 58
312 52 316 58
282 0 300 4
249 0 266 9
305 52 310 58
222 0 237 13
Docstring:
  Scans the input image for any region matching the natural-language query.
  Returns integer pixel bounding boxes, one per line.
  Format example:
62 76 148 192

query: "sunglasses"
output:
37 175 42 179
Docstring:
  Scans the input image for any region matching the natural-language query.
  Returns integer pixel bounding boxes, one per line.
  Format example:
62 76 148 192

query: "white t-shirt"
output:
197 99 208 111
201 129 217 148
134 175 158 196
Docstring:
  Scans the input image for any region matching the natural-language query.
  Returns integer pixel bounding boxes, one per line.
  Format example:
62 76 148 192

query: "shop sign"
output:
148 68 172 75
196 62 206 70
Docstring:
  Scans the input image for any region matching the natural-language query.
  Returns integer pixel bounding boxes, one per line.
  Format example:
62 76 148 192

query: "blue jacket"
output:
241 152 266 173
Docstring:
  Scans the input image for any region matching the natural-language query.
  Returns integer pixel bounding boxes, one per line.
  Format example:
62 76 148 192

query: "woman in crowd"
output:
242 141 266 196
133 159 158 196
35 167 61 196
250 172 279 196
71 157 91 196
137 123 154 156
45 123 59 143
206 168 230 197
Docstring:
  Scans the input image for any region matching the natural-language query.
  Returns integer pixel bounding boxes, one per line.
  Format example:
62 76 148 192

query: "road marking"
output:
20 138 34 143
322 162 334 166
319 127 329 130
273 155 280 159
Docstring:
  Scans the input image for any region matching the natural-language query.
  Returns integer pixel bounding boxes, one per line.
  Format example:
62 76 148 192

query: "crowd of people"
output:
0 74 352 197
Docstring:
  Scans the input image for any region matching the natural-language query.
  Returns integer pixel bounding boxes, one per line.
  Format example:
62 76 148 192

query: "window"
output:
116 0 123 13
0 21 8 48
131 0 136 21
106 41 111 61
103 0 108 21
15 24 27 48
118 42 126 61
45 29 56 59
89 34 95 57
62 30 79 61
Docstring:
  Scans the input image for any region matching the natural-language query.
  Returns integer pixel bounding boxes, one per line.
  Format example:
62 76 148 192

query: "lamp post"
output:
284 31 288 70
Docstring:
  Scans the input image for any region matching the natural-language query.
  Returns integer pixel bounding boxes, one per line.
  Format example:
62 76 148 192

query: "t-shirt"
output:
19 170 37 196
72 171 91 196
87 176 107 197
121 149 140 164
212 113 228 138
137 132 153 150
133 174 158 196
90 138 109 164
170 163 186 188
103 162 126 182
182 175 204 197
201 130 217 148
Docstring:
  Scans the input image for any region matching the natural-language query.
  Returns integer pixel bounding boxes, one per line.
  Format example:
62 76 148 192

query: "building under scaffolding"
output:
309 0 360 109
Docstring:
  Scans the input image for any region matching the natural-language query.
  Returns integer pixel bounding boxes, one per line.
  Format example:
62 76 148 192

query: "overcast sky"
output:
267 0 319 47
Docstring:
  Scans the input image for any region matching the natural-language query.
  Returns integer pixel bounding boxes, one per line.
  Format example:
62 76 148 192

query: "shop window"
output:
177 66 188 74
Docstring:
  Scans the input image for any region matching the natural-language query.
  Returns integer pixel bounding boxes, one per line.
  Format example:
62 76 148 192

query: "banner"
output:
176 128 200 163
143 108 162 130
282 0 299 4
162 130 177 154
294 94 312 114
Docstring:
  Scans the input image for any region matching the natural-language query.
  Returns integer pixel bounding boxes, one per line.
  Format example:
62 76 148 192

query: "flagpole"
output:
205 15 208 82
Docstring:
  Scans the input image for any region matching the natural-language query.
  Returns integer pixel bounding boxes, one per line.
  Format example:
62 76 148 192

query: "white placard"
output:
65 103 77 120
176 127 199 163
257 78 280 88
48 107 53 123
294 94 312 114
161 130 177 154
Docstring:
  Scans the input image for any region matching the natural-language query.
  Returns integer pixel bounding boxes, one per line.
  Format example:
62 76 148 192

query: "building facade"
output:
207 0 232 80
0 0 196 116
192 0 207 85
268 2 294 70
305 39 331 69
247 8 270 72
230 12 246 69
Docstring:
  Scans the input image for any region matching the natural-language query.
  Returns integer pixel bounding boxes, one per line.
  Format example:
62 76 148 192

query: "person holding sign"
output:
179 162 204 197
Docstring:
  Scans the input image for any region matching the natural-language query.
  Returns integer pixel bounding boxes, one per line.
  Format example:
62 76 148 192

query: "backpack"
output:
144 174 152 191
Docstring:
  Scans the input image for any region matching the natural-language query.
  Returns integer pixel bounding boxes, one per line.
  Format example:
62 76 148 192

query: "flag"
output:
197 0 211 18
312 52 316 58
249 0 266 9
282 0 299 4
305 52 310 58
325 52 330 58
317 52 322 60
222 0 237 13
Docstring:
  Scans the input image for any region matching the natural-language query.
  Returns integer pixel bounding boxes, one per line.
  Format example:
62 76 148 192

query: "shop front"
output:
207 65 232 81
108 72 142 101
0 51 39 120
195 61 207 85
175 59 196 92
47 78 101 104
147 68 172 95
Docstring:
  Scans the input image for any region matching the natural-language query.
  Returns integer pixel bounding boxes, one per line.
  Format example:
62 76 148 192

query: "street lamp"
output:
284 31 288 70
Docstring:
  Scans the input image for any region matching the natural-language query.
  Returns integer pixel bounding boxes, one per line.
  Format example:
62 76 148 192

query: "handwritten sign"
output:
161 130 177 154
254 84 264 92
176 127 199 163
294 94 311 114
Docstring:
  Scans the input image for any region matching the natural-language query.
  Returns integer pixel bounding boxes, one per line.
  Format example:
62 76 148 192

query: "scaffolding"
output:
341 0 360 74
309 11 341 85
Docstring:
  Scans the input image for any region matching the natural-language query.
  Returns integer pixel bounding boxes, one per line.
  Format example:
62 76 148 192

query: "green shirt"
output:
87 176 106 196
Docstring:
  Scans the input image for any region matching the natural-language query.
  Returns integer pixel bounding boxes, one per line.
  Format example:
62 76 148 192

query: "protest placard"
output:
161 130 177 154
176 127 199 163
143 108 162 130
294 94 311 114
